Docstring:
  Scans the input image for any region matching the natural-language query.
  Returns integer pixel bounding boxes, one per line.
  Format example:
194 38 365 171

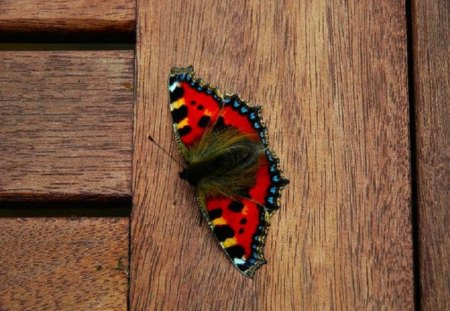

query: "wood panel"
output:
132 1 413 309
0 0 135 36
0 51 133 200
411 0 450 310
0 217 129 311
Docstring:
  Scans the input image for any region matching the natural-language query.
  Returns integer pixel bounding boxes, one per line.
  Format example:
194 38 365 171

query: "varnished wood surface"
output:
412 0 450 309
0 51 133 201
132 1 413 310
0 217 129 311
0 0 135 37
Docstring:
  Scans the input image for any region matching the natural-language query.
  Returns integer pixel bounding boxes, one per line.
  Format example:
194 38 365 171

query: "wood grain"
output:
0 51 133 200
0 0 135 37
411 0 450 310
0 217 129 311
132 1 413 309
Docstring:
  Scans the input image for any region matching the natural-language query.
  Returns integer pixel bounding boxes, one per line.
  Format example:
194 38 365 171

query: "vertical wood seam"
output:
405 0 421 309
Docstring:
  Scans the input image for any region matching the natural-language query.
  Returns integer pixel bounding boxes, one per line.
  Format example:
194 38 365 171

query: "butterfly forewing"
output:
168 67 223 151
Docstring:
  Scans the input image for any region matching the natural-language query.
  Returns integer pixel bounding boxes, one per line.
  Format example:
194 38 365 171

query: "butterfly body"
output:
179 128 263 197
168 66 288 277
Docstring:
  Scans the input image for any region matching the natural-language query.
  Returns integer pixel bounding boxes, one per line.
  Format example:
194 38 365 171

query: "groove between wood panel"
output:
0 198 131 217
0 51 134 201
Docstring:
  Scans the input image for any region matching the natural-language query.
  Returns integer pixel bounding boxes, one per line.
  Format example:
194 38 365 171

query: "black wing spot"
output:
208 208 222 220
214 225 235 241
238 228 244 234
190 100 196 105
198 115 211 128
228 201 244 212
170 86 184 102
240 218 247 225
178 126 192 136
225 245 245 259
171 105 188 123
197 104 204 110
214 116 226 130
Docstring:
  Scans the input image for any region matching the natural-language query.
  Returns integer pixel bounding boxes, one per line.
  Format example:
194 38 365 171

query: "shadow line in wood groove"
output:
406 0 421 309
0 30 136 44
0 196 131 217
0 43 135 51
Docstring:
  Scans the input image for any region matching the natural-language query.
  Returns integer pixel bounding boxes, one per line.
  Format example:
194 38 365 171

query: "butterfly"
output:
167 66 288 277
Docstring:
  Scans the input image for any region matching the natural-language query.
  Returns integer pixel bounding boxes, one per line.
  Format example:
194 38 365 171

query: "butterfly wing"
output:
199 97 288 277
219 95 289 213
168 66 223 158
168 67 288 277
197 194 269 277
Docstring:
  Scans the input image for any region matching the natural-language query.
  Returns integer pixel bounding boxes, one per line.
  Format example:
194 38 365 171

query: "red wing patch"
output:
168 66 288 277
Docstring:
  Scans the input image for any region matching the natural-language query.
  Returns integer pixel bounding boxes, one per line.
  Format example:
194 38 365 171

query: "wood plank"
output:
0 217 129 310
132 1 413 310
0 51 133 200
0 0 135 35
411 1 450 309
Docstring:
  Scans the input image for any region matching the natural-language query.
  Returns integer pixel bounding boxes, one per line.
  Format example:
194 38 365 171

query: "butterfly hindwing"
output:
168 66 288 277
198 194 269 277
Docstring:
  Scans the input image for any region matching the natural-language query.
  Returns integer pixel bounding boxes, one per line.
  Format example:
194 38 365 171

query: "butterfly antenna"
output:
148 135 184 166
